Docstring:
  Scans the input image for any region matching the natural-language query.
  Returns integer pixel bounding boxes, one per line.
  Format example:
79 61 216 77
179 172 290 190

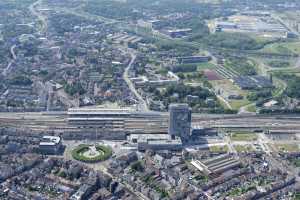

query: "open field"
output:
197 62 216 71
275 144 300 153
246 104 257 112
231 132 258 141
260 41 300 55
256 57 297 70
210 79 252 110
230 100 251 110
234 145 254 153
209 145 229 153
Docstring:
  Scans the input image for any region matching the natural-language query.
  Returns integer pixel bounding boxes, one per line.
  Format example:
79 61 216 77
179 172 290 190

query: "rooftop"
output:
148 139 182 145
40 136 61 146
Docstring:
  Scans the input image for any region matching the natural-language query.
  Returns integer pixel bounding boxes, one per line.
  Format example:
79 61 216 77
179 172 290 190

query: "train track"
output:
1 113 300 133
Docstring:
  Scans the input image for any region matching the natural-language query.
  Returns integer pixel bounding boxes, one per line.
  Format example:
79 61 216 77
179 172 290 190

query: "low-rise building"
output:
177 56 212 64
138 138 183 151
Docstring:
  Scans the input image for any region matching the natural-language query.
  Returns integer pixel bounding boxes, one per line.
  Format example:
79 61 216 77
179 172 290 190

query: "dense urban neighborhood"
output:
2 0 300 199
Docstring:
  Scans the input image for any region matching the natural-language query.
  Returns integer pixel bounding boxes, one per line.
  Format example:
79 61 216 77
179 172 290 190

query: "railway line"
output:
1 112 300 133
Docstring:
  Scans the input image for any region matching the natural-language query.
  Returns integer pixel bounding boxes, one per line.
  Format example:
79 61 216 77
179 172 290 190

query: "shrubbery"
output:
64 82 85 96
276 74 300 99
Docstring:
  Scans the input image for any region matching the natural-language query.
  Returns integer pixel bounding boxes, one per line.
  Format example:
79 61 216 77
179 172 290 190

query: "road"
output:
29 0 48 34
217 95 232 110
2 45 17 76
121 48 149 112
272 13 299 36
238 102 256 115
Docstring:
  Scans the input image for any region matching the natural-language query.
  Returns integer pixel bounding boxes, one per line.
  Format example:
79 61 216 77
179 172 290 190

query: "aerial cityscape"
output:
1 0 300 199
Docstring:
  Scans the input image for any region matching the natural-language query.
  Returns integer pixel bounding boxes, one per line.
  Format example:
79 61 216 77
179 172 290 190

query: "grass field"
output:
275 144 300 153
272 77 287 98
231 132 258 141
230 99 251 110
209 145 229 153
246 104 257 112
197 62 216 71
260 41 300 55
210 79 252 110
234 145 254 152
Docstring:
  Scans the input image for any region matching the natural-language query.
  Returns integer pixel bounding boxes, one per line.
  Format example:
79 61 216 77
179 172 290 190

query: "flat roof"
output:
167 28 192 33
148 139 182 145
68 111 132 115
40 136 61 146
68 107 134 112
129 134 170 141
68 117 125 121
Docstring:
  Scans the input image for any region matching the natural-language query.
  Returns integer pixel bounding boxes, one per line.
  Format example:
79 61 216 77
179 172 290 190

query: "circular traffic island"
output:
71 144 112 163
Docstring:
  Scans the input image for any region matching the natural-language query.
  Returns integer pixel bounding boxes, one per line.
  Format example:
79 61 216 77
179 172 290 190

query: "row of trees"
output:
171 64 197 73
64 82 85 96
203 32 268 50
225 57 257 76
247 89 272 101
9 75 33 86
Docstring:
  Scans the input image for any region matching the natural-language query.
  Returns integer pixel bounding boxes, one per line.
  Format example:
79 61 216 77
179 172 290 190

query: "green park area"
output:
275 144 300 153
288 158 300 167
230 132 258 141
260 41 300 55
209 145 229 153
197 62 216 71
72 144 112 163
234 145 254 153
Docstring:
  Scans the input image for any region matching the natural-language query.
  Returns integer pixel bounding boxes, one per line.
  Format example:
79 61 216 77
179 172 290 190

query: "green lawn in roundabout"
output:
72 144 112 163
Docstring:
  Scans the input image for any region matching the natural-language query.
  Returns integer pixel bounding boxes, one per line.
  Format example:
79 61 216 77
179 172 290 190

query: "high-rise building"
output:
168 104 192 141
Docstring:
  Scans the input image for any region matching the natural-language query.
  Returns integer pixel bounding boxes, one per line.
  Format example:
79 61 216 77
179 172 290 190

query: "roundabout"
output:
71 144 112 163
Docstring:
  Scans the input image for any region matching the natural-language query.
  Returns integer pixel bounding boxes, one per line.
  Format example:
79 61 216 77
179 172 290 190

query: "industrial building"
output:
215 22 238 30
233 75 273 90
165 28 192 38
191 154 241 175
212 13 290 38
177 56 212 64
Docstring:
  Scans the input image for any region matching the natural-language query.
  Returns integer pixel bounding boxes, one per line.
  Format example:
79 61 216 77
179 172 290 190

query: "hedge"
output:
71 144 112 163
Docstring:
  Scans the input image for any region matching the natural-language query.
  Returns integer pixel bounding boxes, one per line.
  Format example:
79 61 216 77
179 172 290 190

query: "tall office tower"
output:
168 104 192 141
